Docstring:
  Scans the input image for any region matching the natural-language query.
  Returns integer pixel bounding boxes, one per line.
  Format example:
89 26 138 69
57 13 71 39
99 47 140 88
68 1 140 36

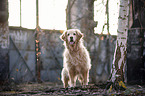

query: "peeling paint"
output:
0 22 9 49
10 30 28 43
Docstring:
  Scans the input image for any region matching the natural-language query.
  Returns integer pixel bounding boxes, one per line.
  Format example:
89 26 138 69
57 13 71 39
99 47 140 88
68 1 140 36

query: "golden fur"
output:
60 29 91 88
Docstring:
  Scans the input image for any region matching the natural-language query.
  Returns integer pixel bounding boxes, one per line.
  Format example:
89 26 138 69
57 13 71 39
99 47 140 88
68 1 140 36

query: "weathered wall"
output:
39 30 63 82
126 0 145 84
127 28 145 84
9 27 36 83
89 35 116 83
9 27 116 83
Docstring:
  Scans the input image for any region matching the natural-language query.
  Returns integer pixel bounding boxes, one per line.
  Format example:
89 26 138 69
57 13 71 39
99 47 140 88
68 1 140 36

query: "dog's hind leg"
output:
64 77 69 88
82 70 89 85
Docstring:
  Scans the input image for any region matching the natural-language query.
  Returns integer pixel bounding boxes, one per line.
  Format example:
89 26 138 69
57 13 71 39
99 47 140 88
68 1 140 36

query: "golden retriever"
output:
60 29 91 88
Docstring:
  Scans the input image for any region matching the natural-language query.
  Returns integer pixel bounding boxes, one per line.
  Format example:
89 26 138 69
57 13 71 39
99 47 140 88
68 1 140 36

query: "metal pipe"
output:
36 0 39 27
20 0 22 27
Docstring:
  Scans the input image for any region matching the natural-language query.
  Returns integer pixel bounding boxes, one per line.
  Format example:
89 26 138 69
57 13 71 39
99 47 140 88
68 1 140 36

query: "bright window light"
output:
8 0 20 27
94 0 119 35
21 0 36 29
9 0 119 35
39 0 68 30
8 0 68 30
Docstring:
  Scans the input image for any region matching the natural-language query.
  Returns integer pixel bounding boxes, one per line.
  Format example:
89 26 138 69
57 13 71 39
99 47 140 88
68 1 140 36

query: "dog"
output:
60 29 91 88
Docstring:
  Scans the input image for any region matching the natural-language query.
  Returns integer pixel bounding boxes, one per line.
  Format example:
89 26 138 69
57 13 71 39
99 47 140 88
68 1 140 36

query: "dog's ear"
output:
76 29 83 40
60 31 67 41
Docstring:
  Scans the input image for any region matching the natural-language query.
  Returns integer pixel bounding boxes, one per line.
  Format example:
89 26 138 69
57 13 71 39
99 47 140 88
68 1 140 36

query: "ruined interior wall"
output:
9 27 116 83
9 27 36 83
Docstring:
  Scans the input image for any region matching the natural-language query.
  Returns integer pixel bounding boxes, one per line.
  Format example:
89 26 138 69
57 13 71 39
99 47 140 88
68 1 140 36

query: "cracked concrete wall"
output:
9 27 116 83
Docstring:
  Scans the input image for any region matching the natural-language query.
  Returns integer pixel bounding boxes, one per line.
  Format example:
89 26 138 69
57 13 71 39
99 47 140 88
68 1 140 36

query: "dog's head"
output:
60 29 83 45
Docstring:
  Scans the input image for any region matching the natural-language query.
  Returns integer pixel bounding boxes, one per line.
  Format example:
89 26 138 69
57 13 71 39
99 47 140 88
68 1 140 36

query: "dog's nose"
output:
70 37 73 41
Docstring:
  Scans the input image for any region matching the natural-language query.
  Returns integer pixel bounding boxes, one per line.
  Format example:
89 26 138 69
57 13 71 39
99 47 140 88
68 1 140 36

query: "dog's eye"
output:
67 34 70 36
73 33 76 35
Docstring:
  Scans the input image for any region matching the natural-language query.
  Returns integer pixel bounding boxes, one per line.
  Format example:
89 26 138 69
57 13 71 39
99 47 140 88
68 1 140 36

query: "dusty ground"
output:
0 82 145 95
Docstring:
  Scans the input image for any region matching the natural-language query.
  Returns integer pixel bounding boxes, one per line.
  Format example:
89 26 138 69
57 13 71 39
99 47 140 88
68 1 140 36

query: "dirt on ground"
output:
0 82 145 95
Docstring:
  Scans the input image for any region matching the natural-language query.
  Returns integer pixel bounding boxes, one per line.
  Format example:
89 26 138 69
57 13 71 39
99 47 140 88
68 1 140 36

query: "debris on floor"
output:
0 82 145 95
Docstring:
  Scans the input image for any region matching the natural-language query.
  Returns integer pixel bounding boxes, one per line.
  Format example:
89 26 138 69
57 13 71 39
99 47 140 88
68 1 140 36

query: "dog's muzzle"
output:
70 37 73 42
70 37 75 44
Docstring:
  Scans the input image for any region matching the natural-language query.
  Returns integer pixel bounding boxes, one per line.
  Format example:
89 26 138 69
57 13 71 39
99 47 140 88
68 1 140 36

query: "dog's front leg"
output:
68 70 76 87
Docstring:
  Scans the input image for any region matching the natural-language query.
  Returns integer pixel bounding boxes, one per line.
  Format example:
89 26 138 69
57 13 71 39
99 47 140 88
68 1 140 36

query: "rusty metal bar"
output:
35 0 41 83
35 27 42 83
106 0 109 35
36 0 39 27
20 0 22 27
